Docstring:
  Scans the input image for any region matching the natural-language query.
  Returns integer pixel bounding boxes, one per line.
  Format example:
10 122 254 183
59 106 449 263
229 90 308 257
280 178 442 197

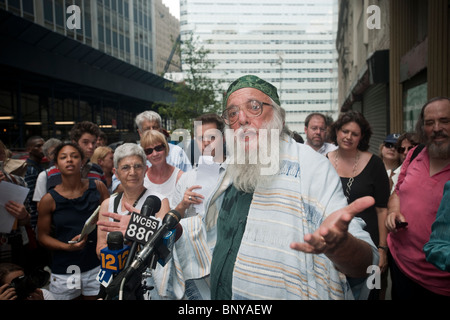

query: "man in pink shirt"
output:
386 97 450 299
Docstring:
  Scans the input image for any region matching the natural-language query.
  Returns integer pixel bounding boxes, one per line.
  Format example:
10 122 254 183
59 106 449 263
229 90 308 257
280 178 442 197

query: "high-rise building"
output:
1 0 180 74
180 0 339 136
154 0 181 74
0 0 180 147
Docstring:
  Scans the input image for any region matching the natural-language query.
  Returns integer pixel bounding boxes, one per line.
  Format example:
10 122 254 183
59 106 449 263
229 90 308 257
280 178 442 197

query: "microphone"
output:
97 231 130 287
123 210 181 279
157 223 183 266
140 195 162 218
105 210 181 300
125 195 161 268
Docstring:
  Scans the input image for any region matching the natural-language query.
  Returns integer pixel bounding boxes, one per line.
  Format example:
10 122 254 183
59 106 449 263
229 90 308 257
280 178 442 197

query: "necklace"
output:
123 188 147 207
334 150 360 201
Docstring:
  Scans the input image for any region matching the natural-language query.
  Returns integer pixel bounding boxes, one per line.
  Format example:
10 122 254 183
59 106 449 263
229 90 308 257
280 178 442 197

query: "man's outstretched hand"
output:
290 196 375 277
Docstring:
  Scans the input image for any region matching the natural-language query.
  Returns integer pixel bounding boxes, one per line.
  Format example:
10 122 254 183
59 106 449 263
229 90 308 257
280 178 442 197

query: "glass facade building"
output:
0 0 179 148
2 0 169 73
180 0 339 135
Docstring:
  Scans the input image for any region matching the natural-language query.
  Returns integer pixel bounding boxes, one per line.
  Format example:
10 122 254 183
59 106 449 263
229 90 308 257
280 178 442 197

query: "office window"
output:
85 13 92 39
113 31 118 48
98 24 104 43
118 0 123 15
23 0 34 14
125 37 130 53
44 0 53 23
119 34 124 50
8 0 19 10
55 0 64 27
124 0 129 18
105 27 111 45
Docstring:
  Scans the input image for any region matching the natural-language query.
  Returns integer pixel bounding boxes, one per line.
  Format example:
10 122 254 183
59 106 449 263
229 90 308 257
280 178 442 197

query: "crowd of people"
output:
0 75 449 301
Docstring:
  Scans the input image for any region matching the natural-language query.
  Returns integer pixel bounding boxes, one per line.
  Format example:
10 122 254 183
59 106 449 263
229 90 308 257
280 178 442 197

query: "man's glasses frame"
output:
222 100 272 125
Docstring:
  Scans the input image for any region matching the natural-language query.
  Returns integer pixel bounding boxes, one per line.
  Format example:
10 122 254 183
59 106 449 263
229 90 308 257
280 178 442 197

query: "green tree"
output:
158 33 225 131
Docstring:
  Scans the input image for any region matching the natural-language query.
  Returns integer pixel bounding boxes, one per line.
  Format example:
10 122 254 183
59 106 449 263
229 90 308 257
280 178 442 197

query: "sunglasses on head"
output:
397 145 416 153
144 144 165 155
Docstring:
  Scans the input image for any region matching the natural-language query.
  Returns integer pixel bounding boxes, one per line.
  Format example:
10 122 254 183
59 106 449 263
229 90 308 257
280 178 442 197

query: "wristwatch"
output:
377 245 389 251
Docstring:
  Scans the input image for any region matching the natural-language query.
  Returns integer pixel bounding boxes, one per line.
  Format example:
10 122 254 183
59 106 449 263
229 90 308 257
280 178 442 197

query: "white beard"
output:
226 111 284 193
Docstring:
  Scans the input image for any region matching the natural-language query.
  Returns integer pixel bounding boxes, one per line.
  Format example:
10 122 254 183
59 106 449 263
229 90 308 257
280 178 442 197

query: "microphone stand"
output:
117 248 159 300
108 210 180 300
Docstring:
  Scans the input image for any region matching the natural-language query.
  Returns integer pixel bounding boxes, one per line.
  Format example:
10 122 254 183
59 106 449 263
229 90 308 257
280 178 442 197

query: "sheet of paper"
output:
0 207 16 233
194 156 221 213
0 181 30 233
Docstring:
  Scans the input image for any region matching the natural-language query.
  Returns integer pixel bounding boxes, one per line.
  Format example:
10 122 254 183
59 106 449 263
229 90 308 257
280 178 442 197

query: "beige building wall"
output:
336 0 390 109
154 0 181 75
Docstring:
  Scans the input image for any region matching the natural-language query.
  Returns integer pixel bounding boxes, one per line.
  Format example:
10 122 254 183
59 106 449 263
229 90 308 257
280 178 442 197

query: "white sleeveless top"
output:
144 167 180 204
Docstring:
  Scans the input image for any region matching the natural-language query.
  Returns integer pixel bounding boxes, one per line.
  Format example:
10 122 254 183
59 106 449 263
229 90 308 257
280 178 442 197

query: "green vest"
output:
210 185 253 299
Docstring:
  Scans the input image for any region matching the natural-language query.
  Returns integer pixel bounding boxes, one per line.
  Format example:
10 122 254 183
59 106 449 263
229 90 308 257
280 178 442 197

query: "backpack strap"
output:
410 144 425 163
113 192 124 215
112 188 147 217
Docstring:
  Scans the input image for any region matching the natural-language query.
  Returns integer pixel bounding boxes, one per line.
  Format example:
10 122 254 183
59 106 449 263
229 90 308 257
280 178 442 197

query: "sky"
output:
162 0 180 20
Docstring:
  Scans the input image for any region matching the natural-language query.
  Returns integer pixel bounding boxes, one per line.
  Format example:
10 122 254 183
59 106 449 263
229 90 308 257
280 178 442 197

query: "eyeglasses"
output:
308 126 326 133
384 142 395 149
119 163 145 172
143 144 165 155
397 145 416 153
196 135 216 142
222 100 272 125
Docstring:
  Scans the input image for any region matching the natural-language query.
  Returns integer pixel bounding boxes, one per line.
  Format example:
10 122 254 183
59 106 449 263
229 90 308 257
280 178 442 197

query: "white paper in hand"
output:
0 181 30 233
194 156 221 213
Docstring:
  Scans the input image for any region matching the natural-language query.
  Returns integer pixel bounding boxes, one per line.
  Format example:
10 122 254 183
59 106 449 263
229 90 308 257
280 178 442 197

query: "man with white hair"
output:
110 110 192 193
208 75 377 300
134 111 192 173
101 75 378 300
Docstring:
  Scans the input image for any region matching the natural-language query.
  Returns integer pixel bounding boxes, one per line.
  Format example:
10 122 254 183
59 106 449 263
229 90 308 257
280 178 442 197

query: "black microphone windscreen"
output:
107 231 124 251
175 224 183 242
141 195 162 217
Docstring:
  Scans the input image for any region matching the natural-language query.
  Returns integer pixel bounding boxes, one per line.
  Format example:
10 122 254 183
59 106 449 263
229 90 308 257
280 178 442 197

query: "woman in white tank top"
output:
96 143 170 256
140 130 184 204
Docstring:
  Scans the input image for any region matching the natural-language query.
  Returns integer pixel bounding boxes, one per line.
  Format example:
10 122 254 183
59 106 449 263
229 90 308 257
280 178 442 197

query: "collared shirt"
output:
388 146 450 296
305 141 338 156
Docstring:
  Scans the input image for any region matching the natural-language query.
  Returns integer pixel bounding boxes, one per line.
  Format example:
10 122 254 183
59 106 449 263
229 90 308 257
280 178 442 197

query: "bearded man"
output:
208 75 377 300
386 97 450 299
105 75 378 300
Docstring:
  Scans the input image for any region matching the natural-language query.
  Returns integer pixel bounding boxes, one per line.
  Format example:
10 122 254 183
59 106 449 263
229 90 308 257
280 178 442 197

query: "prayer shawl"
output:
152 136 377 300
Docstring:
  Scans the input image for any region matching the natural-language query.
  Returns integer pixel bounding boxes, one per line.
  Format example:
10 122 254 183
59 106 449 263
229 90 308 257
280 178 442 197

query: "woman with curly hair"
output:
327 110 390 300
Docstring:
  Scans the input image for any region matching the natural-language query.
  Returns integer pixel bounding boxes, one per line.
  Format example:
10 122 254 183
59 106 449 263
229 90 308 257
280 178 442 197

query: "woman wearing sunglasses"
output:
396 132 419 163
379 134 402 194
140 130 184 205
328 111 390 300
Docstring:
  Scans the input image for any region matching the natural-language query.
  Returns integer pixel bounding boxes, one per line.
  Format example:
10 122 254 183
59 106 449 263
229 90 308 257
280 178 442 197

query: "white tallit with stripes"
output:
151 135 377 300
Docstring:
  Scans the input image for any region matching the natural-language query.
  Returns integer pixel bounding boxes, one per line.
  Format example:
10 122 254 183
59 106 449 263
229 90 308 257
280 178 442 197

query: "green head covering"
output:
223 75 280 108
